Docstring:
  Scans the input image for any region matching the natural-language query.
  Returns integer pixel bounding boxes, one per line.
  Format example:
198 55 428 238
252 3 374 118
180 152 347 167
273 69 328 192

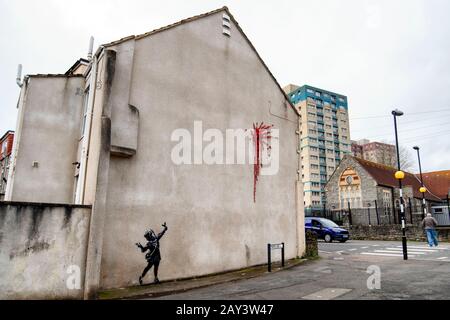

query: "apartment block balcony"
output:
317 119 324 125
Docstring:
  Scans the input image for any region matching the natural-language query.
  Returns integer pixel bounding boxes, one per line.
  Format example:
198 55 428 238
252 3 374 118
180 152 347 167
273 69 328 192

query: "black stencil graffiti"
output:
135 222 168 285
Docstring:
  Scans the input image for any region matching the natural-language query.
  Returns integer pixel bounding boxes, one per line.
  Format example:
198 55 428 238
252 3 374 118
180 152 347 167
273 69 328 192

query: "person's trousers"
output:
426 229 438 247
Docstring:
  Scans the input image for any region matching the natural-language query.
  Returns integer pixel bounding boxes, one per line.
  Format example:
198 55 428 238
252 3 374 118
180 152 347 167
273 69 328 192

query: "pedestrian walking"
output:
421 213 439 247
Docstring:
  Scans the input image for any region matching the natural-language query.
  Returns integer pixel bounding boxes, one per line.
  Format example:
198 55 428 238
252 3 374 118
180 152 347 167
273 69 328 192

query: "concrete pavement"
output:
149 240 450 300
98 258 306 299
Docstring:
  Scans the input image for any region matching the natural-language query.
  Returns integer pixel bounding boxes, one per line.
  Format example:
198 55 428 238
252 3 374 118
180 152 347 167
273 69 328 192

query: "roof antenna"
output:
87 36 94 60
16 64 23 88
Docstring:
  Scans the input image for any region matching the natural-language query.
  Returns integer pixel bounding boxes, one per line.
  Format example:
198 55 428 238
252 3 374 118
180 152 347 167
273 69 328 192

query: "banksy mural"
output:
170 121 278 202
135 222 168 285
250 122 274 202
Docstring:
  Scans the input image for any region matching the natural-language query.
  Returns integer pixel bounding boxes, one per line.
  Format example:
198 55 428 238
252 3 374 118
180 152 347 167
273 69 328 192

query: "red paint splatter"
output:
252 122 273 203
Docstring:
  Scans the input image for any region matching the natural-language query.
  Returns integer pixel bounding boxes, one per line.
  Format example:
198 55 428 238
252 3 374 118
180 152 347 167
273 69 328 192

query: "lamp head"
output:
413 146 419 151
395 170 405 180
392 109 404 116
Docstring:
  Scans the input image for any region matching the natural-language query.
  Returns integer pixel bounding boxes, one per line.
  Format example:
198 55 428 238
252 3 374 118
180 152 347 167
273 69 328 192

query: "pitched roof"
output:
65 58 89 76
419 170 450 199
0 130 14 142
353 156 442 201
100 6 298 116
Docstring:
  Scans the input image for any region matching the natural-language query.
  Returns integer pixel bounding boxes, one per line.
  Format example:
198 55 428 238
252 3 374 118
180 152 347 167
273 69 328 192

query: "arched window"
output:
338 168 362 209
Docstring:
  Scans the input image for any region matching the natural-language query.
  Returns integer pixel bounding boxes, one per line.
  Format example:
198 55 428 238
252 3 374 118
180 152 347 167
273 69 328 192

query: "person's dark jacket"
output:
421 216 438 230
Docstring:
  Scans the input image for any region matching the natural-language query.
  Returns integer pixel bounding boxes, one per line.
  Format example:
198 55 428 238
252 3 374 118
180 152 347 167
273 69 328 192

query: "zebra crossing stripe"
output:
374 250 426 255
361 252 416 257
397 245 445 251
387 247 437 253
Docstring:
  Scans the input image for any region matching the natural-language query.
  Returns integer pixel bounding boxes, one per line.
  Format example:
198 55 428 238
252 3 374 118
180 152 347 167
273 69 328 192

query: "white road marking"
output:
410 258 450 262
374 250 426 255
399 245 449 250
334 257 344 260
391 247 437 252
372 245 380 247
348 248 357 251
361 246 369 249
361 252 416 257
437 257 448 260
385 247 435 253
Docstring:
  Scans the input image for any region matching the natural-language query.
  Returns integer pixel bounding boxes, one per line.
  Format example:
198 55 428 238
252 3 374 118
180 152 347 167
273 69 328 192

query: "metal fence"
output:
310 198 450 227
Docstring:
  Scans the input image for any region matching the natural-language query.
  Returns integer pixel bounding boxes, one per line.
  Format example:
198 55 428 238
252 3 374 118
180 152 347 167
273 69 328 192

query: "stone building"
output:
1 7 304 299
325 155 442 225
0 130 14 200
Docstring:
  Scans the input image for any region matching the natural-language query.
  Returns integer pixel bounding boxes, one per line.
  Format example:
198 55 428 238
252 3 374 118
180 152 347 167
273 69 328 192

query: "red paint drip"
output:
252 122 273 203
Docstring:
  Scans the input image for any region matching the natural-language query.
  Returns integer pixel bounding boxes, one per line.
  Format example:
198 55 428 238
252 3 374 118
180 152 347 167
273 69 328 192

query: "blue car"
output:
305 217 350 243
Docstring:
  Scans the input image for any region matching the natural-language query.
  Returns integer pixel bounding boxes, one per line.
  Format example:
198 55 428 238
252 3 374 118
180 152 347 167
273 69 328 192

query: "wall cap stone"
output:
0 201 92 209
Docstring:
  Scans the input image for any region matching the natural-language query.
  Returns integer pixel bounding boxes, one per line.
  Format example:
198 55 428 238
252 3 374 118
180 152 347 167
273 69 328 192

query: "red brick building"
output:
351 139 396 168
0 130 14 200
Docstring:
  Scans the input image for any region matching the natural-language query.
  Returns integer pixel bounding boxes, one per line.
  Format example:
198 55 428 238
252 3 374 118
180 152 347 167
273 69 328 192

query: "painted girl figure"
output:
135 222 168 285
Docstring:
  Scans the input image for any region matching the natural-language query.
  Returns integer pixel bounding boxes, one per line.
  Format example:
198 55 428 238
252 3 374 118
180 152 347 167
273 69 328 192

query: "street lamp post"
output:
392 109 408 260
413 146 427 220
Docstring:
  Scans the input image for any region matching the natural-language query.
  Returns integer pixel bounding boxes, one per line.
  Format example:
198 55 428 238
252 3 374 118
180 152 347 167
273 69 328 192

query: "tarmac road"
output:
151 240 450 300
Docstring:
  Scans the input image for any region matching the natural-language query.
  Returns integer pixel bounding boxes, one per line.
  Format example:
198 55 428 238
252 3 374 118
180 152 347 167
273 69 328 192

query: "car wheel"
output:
324 234 332 243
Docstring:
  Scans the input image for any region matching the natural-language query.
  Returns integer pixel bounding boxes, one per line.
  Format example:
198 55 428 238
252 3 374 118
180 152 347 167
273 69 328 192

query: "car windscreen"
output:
320 219 339 228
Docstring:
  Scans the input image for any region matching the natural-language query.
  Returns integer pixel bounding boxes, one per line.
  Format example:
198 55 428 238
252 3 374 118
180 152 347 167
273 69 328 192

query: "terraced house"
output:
1 7 304 299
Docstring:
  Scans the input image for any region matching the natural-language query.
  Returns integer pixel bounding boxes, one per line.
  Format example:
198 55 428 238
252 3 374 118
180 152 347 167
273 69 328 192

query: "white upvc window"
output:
80 87 90 137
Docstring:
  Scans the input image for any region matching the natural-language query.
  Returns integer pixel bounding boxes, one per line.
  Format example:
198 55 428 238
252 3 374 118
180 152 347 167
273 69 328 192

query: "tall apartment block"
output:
284 84 351 214
351 139 396 168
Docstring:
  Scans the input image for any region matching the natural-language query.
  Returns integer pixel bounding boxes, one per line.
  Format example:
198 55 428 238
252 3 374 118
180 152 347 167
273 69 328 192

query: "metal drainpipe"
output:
4 76 28 200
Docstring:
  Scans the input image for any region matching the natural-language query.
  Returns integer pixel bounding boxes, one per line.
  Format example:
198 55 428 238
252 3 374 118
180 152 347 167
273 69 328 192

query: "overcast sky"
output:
1 0 449 172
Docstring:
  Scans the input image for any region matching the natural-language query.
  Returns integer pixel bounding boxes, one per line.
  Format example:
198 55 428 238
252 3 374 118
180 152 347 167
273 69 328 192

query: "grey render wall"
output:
0 202 91 299
97 11 301 289
10 76 85 204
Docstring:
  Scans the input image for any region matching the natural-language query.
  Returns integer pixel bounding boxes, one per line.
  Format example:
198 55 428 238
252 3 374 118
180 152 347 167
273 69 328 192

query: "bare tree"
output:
380 139 416 172
398 145 415 172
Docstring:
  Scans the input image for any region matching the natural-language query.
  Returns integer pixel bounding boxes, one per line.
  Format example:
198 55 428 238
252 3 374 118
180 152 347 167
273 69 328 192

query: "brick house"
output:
0 130 14 200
